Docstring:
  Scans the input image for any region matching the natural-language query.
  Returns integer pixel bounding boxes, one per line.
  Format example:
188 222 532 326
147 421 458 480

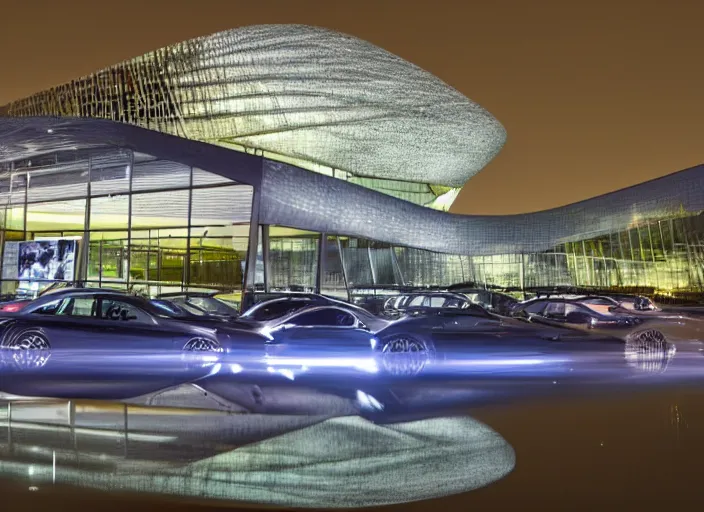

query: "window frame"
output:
285 307 360 329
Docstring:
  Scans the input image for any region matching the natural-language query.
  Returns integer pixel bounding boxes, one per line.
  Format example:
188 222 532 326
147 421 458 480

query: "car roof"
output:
38 287 130 297
157 291 218 298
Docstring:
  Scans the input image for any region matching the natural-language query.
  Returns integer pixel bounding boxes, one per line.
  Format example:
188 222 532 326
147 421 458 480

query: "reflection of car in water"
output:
0 288 267 371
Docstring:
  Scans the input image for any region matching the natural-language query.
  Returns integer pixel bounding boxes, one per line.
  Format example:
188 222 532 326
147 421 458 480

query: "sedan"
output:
230 299 674 378
0 288 268 370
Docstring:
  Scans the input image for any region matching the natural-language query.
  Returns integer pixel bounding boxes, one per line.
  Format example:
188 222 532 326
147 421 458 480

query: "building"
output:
0 25 702 305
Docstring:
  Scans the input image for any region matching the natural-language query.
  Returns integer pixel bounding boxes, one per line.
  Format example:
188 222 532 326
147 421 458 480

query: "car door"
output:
96 295 198 353
272 307 374 356
22 295 111 350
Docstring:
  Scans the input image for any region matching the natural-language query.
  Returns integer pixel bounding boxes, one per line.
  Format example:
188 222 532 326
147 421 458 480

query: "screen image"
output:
17 239 77 296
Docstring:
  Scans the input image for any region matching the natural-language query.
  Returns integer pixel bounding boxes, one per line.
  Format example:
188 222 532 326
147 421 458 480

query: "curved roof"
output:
2 117 700 257
1 24 505 188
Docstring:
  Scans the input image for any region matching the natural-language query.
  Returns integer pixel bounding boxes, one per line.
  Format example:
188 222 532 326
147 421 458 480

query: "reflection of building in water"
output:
0 396 514 507
670 403 688 443
2 25 701 303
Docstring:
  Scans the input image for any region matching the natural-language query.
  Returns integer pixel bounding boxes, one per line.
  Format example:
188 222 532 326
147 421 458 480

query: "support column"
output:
316 233 326 294
337 237 351 301
367 245 377 285
261 224 270 293
242 187 262 312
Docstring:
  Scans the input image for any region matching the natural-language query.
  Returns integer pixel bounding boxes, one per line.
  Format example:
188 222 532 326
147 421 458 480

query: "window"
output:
408 296 425 307
100 299 150 323
523 301 547 314
429 297 446 308
169 297 207 316
26 199 86 233
90 195 129 230
32 298 64 315
186 296 237 316
291 308 356 327
245 299 312 321
563 304 577 314
36 296 97 317
544 302 566 317
580 297 614 306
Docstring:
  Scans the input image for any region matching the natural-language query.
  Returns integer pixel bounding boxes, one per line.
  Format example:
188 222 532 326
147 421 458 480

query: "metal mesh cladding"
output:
2 25 506 188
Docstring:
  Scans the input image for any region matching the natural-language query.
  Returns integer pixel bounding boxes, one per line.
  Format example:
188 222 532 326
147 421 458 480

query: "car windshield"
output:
185 296 238 316
241 299 314 321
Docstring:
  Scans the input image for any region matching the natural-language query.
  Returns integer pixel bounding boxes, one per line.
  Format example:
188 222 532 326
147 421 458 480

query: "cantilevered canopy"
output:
0 117 263 188
2 25 506 188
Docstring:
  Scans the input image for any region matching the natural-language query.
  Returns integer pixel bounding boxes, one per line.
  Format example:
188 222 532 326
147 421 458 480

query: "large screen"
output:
17 239 77 296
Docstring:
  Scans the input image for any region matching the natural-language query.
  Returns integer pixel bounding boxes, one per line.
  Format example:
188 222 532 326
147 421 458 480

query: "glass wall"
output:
255 210 704 302
0 148 253 300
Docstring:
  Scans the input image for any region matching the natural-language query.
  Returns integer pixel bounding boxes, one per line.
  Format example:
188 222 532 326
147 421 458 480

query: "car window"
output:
580 297 613 306
151 300 186 317
522 301 547 314
169 298 206 316
445 299 462 308
564 303 582 315
188 296 236 316
32 298 65 315
31 296 97 317
245 300 311 321
100 299 150 323
408 296 425 307
429 297 446 308
289 308 356 327
544 302 565 316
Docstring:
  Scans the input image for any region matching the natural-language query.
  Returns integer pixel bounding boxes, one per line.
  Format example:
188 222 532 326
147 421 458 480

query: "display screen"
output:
17 239 77 296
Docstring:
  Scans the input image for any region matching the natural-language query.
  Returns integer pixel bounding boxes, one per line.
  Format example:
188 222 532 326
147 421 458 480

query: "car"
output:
156 291 240 319
232 297 674 378
381 292 478 318
239 293 338 322
0 288 268 370
510 297 646 328
447 287 519 316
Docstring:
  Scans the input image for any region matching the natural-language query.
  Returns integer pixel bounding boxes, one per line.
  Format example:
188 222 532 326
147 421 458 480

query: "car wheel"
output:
624 328 672 373
378 334 434 377
2 329 52 370
183 337 222 352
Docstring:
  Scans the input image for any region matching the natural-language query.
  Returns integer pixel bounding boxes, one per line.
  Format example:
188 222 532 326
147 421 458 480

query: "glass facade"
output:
0 148 253 302
0 126 702 307
251 210 704 302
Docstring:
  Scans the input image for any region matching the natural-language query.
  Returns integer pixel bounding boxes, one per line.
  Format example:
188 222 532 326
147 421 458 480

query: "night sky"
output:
0 0 701 215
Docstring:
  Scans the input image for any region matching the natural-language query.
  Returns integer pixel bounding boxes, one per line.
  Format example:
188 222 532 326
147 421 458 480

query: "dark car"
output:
156 291 240 319
0 288 268 370
232 297 674 378
450 288 519 316
240 293 338 322
511 297 646 328
382 292 478 318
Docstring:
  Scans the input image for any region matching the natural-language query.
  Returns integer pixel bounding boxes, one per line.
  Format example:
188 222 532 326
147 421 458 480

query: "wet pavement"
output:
1 333 703 510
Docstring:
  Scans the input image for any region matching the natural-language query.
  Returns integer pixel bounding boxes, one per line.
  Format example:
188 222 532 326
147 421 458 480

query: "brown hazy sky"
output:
0 0 702 215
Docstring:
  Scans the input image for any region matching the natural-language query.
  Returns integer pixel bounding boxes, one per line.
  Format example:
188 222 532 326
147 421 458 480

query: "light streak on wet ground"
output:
0 332 702 509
